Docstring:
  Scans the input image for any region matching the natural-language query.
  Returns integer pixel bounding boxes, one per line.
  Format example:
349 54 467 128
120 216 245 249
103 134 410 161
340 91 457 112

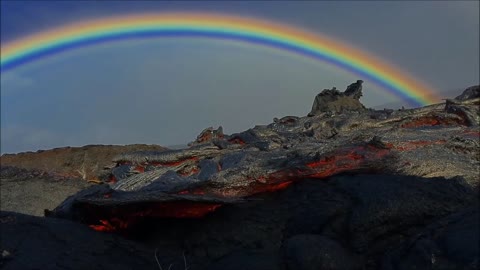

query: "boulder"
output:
308 81 366 116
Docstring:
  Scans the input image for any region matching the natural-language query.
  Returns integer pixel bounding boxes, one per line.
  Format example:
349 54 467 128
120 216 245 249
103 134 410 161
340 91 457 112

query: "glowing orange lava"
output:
228 137 246 145
89 202 222 232
400 116 466 128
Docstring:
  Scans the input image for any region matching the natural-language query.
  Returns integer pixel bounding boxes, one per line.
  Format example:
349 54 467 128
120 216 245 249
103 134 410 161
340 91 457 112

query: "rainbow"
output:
0 12 440 106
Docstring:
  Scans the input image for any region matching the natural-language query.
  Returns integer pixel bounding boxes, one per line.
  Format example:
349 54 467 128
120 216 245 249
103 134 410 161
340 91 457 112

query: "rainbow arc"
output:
0 13 440 106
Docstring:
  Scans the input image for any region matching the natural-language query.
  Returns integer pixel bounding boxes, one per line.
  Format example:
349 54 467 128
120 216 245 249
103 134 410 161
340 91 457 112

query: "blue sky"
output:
1 1 479 153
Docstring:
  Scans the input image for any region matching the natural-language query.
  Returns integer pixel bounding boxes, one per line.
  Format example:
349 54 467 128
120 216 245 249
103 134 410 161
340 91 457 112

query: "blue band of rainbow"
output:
0 13 440 106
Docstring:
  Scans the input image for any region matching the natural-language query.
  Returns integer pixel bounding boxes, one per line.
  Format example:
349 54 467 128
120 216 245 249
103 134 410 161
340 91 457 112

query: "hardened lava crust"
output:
46 83 479 233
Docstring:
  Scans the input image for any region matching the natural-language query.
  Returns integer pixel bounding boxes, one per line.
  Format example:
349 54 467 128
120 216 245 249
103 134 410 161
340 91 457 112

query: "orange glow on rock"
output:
461 130 480 138
176 189 206 195
257 180 293 192
228 137 246 145
89 144 396 232
303 146 390 179
133 165 145 173
88 201 223 232
400 116 466 128
108 175 117 183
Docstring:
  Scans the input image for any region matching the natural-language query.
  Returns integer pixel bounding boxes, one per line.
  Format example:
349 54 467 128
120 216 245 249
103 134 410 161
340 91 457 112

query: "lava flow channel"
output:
177 145 391 198
87 201 222 232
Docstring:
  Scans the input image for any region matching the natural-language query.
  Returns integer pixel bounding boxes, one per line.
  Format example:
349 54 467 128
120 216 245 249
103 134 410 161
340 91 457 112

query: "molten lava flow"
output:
186 146 393 198
177 146 391 198
228 137 246 145
86 137 452 233
306 156 336 168
250 181 294 193
304 146 390 178
400 116 466 128
88 201 222 232
107 175 117 184
133 165 145 173
89 220 117 232
146 202 222 218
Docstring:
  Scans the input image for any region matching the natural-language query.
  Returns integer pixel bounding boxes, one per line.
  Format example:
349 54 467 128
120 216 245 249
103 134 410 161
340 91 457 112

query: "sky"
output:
1 1 479 154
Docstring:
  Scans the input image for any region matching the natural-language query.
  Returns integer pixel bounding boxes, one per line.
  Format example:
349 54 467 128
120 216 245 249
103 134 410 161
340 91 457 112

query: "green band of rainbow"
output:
0 13 440 106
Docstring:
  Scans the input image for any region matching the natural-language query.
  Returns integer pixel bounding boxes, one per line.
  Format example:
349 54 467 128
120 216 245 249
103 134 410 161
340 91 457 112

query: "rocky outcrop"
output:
344 80 364 99
189 127 225 146
308 81 366 116
454 85 480 101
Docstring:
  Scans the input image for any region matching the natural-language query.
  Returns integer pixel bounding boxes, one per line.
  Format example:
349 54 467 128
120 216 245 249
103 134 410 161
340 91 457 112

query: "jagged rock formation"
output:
46 83 479 230
2 82 479 270
189 127 225 146
308 81 366 116
454 85 480 101
344 79 364 99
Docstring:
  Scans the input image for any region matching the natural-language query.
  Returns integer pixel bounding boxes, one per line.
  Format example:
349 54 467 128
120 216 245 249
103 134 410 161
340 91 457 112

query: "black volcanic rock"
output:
344 79 364 99
308 81 366 116
381 206 479 270
207 250 283 270
2 174 478 270
455 85 480 101
284 235 362 270
0 211 155 270
331 174 475 254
